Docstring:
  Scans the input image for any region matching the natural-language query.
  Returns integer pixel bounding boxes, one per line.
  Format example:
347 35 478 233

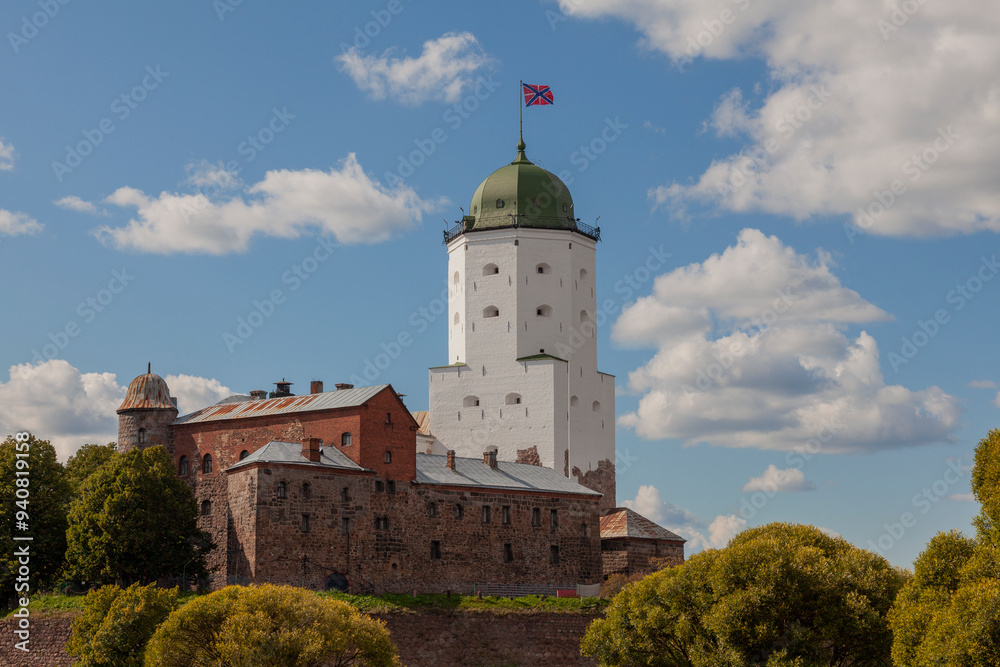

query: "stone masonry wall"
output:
602 538 685 577
0 612 600 667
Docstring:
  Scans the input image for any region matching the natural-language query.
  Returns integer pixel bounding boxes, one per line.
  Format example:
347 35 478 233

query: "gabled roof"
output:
600 507 686 543
411 411 432 436
226 441 366 472
415 453 600 497
173 385 390 425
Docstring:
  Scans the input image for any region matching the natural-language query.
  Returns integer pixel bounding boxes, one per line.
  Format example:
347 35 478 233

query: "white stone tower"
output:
427 138 616 508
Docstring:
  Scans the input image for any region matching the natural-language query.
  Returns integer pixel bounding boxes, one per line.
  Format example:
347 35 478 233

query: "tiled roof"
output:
173 385 389 425
415 453 600 497
411 411 432 436
600 507 686 542
226 441 366 472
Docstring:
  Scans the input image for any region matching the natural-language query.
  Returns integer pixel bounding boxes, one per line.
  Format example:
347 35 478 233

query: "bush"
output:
67 583 178 667
144 584 400 667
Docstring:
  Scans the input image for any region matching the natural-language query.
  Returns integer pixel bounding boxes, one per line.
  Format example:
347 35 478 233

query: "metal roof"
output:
173 385 389 425
600 507 686 543
410 411 432 436
118 372 176 411
226 441 366 472
415 453 600 497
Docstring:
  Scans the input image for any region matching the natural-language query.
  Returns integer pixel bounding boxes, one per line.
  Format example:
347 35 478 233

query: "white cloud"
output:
163 374 234 415
0 138 14 170
0 209 42 236
817 526 842 538
613 229 961 453
54 195 102 215
995 392 1000 408
969 379 996 389
558 0 1000 237
621 484 746 552
336 32 493 105
947 493 975 502
0 360 232 461
742 464 816 493
93 153 442 254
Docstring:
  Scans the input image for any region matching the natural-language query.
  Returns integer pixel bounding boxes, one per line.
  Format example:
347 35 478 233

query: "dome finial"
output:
513 135 530 165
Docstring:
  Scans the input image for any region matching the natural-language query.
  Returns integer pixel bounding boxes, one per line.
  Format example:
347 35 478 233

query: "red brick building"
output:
118 373 604 594
599 507 686 577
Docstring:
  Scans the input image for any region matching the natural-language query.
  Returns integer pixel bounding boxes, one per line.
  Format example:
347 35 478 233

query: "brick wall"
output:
602 538 684 577
0 611 600 667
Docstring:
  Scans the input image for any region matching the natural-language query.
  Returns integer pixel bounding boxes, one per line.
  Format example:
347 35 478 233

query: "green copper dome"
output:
465 139 576 231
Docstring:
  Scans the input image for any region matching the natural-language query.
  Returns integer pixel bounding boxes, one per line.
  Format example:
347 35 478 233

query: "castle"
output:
115 138 684 594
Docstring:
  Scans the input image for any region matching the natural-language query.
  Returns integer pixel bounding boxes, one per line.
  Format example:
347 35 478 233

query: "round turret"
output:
117 365 178 453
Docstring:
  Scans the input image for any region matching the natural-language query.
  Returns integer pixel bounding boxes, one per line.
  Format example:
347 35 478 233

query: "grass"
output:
7 590 607 618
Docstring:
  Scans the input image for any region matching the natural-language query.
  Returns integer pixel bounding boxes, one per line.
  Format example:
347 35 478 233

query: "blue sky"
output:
2 0 998 568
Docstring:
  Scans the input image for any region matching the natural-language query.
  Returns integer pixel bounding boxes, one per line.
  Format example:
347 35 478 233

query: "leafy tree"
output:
67 583 178 667
65 445 213 586
65 442 118 497
144 584 401 667
889 428 1000 665
0 434 72 602
582 523 905 667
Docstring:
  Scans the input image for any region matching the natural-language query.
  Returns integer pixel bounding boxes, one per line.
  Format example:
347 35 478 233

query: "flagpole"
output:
519 79 523 143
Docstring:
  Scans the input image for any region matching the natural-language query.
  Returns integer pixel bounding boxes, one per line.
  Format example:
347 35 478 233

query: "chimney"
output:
446 450 456 471
335 383 354 391
302 437 321 463
483 447 498 469
250 390 267 400
310 380 324 394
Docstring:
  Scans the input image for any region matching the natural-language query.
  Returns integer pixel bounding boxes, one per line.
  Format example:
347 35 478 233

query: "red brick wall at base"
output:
0 612 600 667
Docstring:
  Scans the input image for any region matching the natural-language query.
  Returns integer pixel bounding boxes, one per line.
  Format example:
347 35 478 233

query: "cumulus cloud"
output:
93 154 442 254
0 138 14 170
969 379 996 389
336 32 493 105
0 360 232 460
558 0 1000 237
742 464 816 493
622 484 745 552
613 229 961 453
0 209 42 236
55 195 102 215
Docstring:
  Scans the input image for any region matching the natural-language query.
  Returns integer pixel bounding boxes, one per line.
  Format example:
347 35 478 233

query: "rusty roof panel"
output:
118 373 176 411
173 385 388 426
600 507 686 542
410 411 432 436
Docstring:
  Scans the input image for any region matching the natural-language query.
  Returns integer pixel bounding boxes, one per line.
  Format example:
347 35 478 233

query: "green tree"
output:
889 428 1000 665
65 445 213 586
144 584 401 667
0 433 72 603
67 583 179 667
65 442 118 497
582 523 905 667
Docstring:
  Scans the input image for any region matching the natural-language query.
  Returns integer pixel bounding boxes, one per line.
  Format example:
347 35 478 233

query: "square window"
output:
502 506 511 525
503 543 513 563
550 509 559 530
550 545 560 565
454 504 464 520
374 480 384 493
532 508 540 527
386 480 396 494
430 541 442 560
482 506 491 524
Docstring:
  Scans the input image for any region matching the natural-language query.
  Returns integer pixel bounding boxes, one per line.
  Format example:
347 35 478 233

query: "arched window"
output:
201 500 212 516
496 198 504 208
483 263 499 276
570 396 579 407
483 306 499 318
137 428 146 444
536 263 551 274
453 271 460 284
179 456 189 476
536 305 552 317
341 432 352 447
278 481 287 499
463 395 480 407
580 268 588 280
505 393 522 405
593 401 601 412
302 482 311 499
580 310 590 324
384 450 392 464
239 450 249 460
202 454 213 474
453 312 460 325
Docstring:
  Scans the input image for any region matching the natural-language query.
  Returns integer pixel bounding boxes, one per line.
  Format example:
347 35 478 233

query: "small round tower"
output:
117 364 178 454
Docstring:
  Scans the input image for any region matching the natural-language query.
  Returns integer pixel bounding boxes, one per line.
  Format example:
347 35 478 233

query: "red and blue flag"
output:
523 83 554 106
